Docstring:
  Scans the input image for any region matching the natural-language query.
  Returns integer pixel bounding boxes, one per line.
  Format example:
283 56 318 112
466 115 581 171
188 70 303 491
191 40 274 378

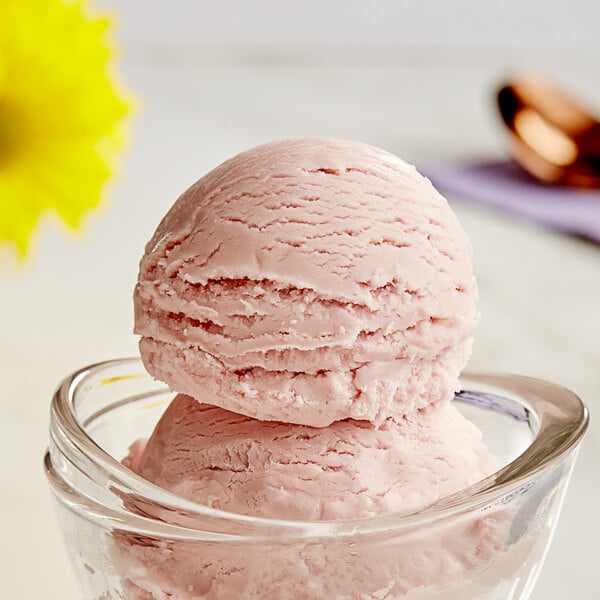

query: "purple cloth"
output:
422 161 600 244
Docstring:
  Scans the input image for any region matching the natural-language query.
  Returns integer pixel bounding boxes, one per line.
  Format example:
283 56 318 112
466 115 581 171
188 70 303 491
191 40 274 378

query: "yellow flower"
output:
0 0 130 258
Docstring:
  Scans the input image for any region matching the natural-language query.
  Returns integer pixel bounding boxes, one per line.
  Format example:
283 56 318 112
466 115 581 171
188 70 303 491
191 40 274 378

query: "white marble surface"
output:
1 53 598 599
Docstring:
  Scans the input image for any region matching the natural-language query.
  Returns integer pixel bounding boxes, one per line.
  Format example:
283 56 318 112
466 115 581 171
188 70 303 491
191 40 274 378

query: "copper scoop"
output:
497 77 600 188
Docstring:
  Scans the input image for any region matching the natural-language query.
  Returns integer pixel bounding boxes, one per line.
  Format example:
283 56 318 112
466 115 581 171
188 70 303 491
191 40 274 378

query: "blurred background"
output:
1 1 598 598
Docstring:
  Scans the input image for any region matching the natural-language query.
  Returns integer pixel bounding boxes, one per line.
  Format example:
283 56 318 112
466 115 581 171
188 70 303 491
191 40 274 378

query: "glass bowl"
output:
44 358 588 600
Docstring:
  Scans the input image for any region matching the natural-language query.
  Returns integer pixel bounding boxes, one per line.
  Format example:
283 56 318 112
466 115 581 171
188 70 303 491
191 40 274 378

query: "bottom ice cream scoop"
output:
130 394 499 520
115 395 509 600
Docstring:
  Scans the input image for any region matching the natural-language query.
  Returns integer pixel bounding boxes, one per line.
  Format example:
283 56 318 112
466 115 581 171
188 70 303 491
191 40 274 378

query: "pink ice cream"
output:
131 394 498 521
116 525 530 600
134 138 478 427
117 395 503 599
119 138 503 599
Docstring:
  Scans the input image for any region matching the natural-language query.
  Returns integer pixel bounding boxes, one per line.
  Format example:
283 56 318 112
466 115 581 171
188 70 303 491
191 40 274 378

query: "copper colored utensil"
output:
497 77 600 188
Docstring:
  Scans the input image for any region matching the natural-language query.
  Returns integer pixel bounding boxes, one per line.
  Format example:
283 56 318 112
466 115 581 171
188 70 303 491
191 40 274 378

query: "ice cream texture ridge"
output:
120 138 505 599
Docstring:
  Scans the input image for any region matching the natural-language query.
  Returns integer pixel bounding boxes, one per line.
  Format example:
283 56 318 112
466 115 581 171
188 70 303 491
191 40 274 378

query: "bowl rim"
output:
45 358 589 541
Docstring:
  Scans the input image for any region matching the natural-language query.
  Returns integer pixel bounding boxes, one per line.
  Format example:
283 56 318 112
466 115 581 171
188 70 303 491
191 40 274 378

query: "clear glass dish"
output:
44 358 588 600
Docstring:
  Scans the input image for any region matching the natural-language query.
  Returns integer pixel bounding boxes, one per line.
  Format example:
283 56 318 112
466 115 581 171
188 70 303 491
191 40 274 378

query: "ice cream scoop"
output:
117 394 503 599
497 76 600 188
128 393 499 521
135 138 478 426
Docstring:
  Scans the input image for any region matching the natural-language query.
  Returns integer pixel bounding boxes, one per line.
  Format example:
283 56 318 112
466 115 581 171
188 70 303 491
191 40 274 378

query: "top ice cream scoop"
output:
134 138 478 426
